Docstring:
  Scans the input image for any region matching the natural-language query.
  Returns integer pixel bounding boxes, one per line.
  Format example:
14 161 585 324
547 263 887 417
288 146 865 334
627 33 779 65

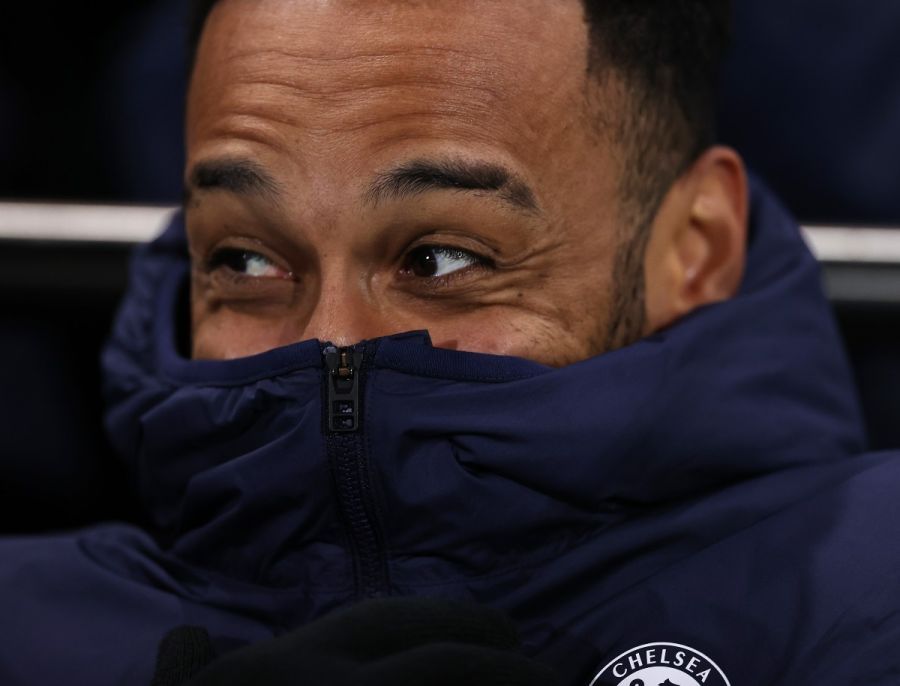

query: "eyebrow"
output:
366 158 540 214
184 158 281 204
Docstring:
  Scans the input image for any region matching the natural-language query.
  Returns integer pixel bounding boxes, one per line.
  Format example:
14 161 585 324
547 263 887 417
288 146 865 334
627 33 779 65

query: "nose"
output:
300 274 398 346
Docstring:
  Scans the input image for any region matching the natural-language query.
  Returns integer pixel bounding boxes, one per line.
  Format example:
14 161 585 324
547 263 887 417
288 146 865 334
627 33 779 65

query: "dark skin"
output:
186 0 748 366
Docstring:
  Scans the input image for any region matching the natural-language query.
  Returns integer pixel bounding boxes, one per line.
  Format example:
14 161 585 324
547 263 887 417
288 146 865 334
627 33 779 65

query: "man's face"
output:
186 0 633 366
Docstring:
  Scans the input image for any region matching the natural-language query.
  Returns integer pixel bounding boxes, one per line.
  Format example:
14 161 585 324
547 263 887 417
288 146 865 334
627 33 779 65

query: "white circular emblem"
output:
588 642 730 686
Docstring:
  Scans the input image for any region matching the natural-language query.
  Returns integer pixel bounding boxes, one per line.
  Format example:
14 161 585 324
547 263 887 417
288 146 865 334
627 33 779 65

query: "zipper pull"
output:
324 344 363 432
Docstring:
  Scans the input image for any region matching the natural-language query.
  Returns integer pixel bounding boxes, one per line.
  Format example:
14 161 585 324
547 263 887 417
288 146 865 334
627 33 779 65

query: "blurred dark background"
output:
0 0 187 204
1 0 899 532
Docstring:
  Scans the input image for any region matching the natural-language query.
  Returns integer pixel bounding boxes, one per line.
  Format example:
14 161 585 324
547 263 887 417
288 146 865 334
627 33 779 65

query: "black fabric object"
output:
151 626 216 686
184 598 561 686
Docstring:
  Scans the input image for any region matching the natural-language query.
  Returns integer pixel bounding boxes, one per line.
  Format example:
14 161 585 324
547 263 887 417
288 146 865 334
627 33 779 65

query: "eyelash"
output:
202 243 493 288
203 247 292 283
399 244 493 284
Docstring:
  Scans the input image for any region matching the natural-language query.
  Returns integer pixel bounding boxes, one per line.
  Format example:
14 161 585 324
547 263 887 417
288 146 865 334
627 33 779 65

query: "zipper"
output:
323 342 390 598
324 345 363 432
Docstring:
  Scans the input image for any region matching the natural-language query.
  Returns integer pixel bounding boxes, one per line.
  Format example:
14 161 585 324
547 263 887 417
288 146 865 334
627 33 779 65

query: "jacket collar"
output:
101 178 866 586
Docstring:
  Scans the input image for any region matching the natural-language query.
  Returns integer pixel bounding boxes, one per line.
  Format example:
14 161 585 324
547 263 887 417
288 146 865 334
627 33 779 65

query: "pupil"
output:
227 251 252 272
411 248 438 277
210 248 252 272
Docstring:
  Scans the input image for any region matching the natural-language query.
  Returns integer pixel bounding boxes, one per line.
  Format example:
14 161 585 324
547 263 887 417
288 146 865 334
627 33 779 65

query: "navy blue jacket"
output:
2 182 900 685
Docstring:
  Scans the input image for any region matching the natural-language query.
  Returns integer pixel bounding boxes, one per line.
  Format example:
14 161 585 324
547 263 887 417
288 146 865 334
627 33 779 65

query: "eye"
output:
207 247 291 279
401 246 483 279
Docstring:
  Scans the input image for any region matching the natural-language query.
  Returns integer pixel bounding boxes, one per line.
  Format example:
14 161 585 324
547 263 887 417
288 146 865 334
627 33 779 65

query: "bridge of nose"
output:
299 264 407 346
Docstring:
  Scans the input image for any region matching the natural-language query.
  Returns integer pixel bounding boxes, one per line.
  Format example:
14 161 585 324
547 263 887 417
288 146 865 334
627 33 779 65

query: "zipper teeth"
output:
337 443 385 597
323 342 389 598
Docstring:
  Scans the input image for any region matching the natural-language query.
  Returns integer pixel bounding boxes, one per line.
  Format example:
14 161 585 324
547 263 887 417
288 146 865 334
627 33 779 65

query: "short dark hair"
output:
579 1 732 350
583 1 731 227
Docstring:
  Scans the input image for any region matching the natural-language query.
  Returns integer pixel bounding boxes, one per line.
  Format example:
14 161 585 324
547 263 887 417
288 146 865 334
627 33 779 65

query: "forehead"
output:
188 0 595 175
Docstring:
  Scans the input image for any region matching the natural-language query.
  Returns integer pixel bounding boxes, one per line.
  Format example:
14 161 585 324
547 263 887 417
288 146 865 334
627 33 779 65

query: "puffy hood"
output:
101 179 865 603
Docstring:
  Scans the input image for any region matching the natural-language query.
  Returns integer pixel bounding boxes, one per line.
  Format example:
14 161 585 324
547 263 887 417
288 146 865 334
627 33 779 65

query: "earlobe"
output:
643 146 748 334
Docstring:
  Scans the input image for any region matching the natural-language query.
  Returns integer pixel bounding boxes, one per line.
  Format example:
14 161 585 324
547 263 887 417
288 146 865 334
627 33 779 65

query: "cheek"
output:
190 276 309 360
191 307 301 360
191 316 259 361
429 307 598 367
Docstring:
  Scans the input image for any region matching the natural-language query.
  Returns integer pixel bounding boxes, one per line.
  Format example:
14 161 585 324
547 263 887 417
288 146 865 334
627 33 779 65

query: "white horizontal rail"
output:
0 202 175 244
801 225 900 264
1 202 899 265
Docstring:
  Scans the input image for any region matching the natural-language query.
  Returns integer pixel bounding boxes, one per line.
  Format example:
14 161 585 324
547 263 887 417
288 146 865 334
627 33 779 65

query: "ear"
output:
642 146 748 334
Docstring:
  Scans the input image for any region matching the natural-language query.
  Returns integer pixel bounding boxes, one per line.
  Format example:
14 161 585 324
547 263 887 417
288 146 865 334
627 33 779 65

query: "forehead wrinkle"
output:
199 0 588 100
193 7 587 151
204 72 518 147
221 53 513 106
198 59 514 145
224 44 481 68
199 95 517 161
225 77 506 112
189 106 302 159
207 22 530 99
